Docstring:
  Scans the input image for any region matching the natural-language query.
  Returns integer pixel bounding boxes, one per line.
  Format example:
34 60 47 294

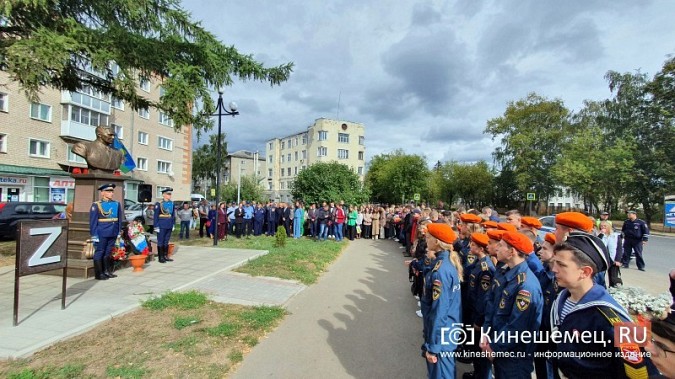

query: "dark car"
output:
0 202 67 239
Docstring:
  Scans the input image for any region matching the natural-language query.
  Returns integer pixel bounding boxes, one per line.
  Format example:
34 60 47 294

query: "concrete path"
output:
232 239 433 379
0 246 305 359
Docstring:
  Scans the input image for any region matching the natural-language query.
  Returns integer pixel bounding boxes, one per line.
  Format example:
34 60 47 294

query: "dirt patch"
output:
0 302 285 378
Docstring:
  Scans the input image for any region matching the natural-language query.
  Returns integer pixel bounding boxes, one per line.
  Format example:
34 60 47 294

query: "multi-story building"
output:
192 150 266 198
0 70 192 204
265 118 365 202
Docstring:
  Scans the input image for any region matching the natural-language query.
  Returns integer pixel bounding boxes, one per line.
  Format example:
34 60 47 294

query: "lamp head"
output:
228 101 238 112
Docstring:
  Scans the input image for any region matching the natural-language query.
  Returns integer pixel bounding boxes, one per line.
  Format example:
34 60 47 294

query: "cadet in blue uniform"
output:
154 188 175 263
620 210 649 271
467 232 495 379
423 223 463 379
550 233 657 378
480 231 543 379
534 233 559 379
89 183 123 280
555 211 607 287
253 203 265 236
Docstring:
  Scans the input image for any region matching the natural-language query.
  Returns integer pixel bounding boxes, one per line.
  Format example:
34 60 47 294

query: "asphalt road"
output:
619 234 675 294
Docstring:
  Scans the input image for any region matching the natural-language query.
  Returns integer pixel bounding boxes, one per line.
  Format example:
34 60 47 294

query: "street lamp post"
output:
213 90 239 246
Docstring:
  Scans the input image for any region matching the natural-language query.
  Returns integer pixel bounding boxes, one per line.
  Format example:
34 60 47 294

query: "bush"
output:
275 226 287 247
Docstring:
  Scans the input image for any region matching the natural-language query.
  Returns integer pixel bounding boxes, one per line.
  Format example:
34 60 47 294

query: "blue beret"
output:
98 183 116 191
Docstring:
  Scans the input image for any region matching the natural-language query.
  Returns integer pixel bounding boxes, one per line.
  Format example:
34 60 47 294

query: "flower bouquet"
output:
111 237 127 261
608 286 671 320
127 221 150 256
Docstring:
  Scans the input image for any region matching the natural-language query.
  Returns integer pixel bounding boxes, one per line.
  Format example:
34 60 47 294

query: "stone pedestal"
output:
66 173 126 278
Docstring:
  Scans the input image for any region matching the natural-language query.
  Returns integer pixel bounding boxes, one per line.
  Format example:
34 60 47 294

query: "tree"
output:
450 161 494 209
364 150 429 204
221 175 266 204
485 93 571 212
192 133 228 188
1 0 293 132
291 162 369 206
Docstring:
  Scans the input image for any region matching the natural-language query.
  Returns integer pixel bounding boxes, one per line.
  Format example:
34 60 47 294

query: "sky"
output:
183 0 675 166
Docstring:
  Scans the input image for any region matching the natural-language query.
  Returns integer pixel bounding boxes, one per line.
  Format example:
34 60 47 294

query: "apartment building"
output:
0 70 192 203
265 118 365 202
223 150 266 185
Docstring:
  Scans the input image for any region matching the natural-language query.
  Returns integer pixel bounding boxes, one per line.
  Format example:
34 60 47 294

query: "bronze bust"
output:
72 126 125 174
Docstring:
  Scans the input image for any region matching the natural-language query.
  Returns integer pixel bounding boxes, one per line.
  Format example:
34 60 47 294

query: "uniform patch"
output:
433 260 442 271
517 272 526 284
467 255 476 264
481 261 488 271
620 344 643 364
432 279 442 301
480 275 491 291
515 289 531 311
469 274 476 287
499 297 506 309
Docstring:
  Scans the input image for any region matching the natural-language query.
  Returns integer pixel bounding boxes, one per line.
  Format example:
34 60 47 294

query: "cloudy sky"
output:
183 0 675 166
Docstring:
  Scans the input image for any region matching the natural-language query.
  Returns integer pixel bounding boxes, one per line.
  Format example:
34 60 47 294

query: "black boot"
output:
94 260 108 280
158 246 166 263
165 245 174 262
104 257 117 278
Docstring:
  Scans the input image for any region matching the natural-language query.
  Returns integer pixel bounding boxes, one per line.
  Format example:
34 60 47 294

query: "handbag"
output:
205 220 212 228
83 239 95 259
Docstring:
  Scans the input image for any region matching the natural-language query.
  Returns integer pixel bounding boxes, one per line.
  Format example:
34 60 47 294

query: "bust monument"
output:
72 126 125 174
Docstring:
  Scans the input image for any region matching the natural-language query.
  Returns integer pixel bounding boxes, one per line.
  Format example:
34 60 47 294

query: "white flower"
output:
608 286 671 319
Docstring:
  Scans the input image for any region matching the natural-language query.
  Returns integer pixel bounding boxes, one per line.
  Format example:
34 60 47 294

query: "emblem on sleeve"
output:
515 289 531 311
433 260 442 271
432 279 442 301
480 275 491 291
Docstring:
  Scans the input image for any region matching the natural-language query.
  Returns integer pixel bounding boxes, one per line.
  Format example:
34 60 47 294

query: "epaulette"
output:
517 272 526 284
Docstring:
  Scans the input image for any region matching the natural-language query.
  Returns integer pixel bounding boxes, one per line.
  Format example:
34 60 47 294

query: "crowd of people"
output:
396 204 673 379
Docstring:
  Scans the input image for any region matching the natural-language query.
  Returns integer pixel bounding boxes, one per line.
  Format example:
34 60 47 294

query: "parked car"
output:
124 198 137 210
537 215 556 241
124 203 149 223
0 202 67 239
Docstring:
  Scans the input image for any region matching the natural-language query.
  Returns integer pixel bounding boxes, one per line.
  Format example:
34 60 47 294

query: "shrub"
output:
275 226 287 247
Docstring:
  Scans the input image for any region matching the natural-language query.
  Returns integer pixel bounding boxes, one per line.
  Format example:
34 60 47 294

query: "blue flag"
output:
112 134 136 173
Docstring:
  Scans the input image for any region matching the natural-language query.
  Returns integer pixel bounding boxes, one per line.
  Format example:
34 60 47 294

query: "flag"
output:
112 134 136 173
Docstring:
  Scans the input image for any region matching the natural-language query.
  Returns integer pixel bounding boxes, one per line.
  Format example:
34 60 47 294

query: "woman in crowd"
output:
347 205 358 240
371 206 381 240
599 220 623 287
363 207 373 239
217 202 228 241
207 204 217 238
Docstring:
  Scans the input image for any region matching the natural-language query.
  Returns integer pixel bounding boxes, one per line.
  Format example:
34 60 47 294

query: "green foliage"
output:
192 134 228 185
7 364 85 379
105 365 147 379
291 162 369 205
365 150 429 204
164 335 199 353
142 290 208 311
205 322 240 337
1 0 293 134
221 175 266 204
228 350 244 363
173 315 202 330
239 306 286 329
274 226 287 247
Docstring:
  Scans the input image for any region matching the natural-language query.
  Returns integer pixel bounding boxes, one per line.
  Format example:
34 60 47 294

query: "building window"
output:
157 160 172 174
287 153 291 162
338 149 349 159
138 107 150 119
358 151 364 160
112 123 123 139
281 169 284 177
268 154 273 163
281 155 285 163
268 182 273 190
69 105 109 127
287 138 292 147
302 150 307 159
67 146 86 163
294 166 298 175
158 136 173 151
69 86 111 113
338 133 349 143
281 181 285 190
30 103 51 122
358 166 364 175
294 151 298 161
317 146 327 157
140 78 150 92
159 111 173 127
302 165 306 170
0 134 6 153
287 167 291 176
111 97 124 110
295 137 298 146
281 141 285 149
137 157 148 171
268 168 273 177
318 131 328 141
29 139 50 158
138 131 148 145
269 142 273 150
33 177 50 202
157 186 171 197
359 136 365 145
302 134 307 144
0 93 8 112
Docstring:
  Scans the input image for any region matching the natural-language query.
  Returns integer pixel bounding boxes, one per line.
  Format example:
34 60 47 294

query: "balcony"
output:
61 120 96 141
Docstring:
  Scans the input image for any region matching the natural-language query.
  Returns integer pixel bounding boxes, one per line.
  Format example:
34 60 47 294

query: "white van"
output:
190 194 206 203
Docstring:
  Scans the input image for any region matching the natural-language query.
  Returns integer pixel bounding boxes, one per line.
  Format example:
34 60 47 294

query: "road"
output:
618 234 674 294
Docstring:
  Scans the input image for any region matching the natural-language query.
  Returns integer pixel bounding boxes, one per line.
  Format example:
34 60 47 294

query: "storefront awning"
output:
0 164 70 177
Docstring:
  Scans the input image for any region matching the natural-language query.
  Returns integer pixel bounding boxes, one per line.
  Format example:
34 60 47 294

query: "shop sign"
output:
0 176 28 185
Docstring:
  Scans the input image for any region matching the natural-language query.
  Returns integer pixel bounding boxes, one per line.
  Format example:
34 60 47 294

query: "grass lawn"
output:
0 291 286 378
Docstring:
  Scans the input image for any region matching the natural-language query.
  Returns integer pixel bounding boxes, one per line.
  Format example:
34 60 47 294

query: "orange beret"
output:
521 216 542 230
426 223 458 244
497 223 517 232
544 233 556 245
555 212 593 233
481 220 498 229
502 231 534 254
471 233 489 248
487 229 506 241
460 213 483 224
